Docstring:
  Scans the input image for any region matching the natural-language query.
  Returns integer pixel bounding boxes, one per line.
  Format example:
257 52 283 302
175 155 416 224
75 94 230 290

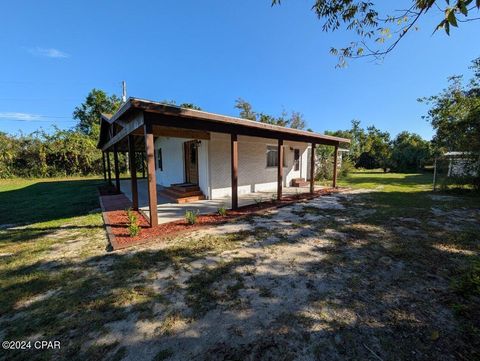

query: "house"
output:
97 97 350 226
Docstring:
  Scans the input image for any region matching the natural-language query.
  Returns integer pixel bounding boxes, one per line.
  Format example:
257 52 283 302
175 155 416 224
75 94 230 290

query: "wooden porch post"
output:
106 151 112 185
144 122 158 227
310 143 316 194
113 144 121 193
102 152 107 181
333 144 339 188
231 134 238 210
277 139 284 200
128 135 139 210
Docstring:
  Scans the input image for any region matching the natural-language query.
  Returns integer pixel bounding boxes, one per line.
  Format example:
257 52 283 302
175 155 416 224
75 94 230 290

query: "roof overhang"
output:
98 97 351 151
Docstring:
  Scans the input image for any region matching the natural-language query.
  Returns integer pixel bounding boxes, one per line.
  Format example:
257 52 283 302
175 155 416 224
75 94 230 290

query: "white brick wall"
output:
209 132 309 198
154 132 310 199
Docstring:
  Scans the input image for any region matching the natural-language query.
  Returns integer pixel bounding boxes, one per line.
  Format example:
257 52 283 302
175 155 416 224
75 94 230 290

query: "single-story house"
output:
97 97 350 226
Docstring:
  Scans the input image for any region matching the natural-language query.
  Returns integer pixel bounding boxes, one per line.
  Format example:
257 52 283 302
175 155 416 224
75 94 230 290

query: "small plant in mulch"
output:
217 205 227 217
185 209 199 225
126 208 141 237
270 194 277 203
254 197 263 205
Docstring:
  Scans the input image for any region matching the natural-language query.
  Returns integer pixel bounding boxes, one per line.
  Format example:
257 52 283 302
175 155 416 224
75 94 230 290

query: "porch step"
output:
159 185 205 204
170 183 201 193
291 178 309 187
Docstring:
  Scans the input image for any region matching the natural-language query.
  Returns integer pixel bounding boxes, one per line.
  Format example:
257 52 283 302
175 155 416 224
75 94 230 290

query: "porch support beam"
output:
128 135 139 210
333 144 339 188
113 144 121 193
231 134 238 210
144 122 158 227
102 152 107 181
106 152 112 185
310 143 316 194
277 139 284 200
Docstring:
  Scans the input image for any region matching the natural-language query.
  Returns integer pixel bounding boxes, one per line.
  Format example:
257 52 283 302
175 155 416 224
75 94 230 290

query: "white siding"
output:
154 137 209 197
208 133 309 198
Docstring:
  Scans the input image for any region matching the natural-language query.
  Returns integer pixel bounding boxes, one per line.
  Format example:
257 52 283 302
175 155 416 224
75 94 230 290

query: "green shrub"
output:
126 208 141 237
185 209 199 225
217 206 227 217
339 158 354 178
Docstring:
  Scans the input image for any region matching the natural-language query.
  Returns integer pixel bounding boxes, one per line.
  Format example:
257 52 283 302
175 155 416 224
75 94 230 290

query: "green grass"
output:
339 170 433 192
0 177 104 226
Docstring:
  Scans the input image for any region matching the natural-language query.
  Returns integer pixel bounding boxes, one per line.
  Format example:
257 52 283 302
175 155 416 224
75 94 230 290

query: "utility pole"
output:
122 80 127 103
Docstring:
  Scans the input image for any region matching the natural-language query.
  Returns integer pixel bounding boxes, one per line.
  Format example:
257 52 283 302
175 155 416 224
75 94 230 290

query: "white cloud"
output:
27 47 69 58
0 112 43 121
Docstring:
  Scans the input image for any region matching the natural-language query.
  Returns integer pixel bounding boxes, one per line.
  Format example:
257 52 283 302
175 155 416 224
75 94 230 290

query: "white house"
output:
98 97 350 226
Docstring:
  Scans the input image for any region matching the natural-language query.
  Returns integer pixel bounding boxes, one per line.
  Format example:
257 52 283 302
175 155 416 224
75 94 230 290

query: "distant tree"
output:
272 0 480 66
162 100 202 110
234 99 307 129
289 111 307 130
235 98 256 120
390 131 432 172
73 89 121 138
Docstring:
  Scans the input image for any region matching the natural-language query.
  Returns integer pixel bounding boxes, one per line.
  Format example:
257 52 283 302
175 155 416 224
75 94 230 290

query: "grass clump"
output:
185 209 199 225
126 208 141 237
217 205 227 217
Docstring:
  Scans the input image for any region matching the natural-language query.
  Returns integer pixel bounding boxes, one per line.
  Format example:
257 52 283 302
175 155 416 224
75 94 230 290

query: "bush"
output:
126 209 141 237
217 206 227 217
185 209 199 225
339 158 354 178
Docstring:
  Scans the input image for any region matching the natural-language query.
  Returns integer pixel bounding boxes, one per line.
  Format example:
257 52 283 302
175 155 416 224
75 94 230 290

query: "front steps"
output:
159 183 205 203
291 178 309 187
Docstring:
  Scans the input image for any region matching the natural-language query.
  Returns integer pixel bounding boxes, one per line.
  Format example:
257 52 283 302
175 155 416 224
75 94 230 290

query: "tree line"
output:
1 57 478 183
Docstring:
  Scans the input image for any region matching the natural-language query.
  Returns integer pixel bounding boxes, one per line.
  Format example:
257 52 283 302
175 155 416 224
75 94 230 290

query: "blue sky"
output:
0 0 478 139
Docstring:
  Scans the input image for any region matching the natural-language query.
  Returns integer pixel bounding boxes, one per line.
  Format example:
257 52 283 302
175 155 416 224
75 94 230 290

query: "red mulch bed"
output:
101 187 342 250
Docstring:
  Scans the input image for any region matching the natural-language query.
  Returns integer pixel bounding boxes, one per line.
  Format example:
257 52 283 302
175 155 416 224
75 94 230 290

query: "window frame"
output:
157 148 163 171
266 145 286 168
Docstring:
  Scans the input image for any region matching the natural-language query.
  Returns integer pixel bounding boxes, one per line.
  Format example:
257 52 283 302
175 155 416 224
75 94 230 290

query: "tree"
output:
161 100 202 110
235 98 256 120
419 58 480 155
419 57 480 178
390 131 432 171
271 0 480 66
234 98 307 129
73 89 121 138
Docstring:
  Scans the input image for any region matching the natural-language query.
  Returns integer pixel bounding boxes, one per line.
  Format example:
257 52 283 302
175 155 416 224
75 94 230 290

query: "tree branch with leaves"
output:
272 0 480 66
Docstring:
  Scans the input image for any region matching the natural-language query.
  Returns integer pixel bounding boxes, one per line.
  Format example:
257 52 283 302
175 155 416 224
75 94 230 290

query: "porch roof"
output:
97 97 350 151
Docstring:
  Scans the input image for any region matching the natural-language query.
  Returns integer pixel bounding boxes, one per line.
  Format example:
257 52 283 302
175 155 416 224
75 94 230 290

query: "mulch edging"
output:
99 187 343 251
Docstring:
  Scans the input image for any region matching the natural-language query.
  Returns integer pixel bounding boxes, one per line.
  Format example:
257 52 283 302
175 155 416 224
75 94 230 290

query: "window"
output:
293 149 300 171
266 145 286 167
157 148 163 171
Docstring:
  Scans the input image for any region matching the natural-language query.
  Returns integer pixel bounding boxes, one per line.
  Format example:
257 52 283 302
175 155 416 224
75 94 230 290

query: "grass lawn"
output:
0 174 479 361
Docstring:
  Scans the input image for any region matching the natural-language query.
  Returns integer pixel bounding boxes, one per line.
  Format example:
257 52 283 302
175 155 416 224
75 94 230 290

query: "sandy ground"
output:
95 189 478 360
2 188 479 361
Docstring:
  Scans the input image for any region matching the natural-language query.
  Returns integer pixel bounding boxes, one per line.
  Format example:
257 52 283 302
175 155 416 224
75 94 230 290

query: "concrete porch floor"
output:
119 179 324 225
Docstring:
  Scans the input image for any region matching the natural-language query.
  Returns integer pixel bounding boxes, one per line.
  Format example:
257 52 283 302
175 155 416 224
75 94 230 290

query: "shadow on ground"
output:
0 189 479 361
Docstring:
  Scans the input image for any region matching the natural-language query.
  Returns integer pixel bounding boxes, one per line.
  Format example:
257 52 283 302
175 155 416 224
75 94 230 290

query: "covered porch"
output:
97 98 350 227
119 179 326 224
